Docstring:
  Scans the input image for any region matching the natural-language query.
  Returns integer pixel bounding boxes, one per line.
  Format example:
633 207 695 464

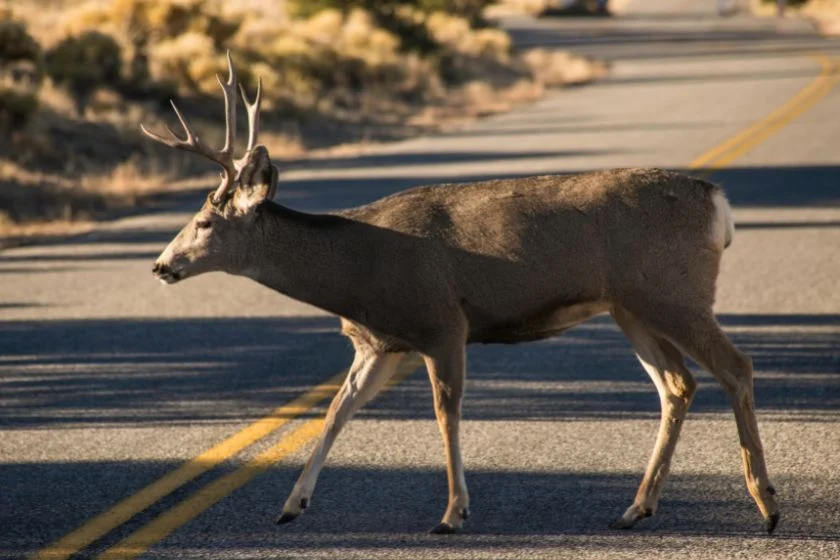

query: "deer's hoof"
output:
275 512 299 525
429 522 458 535
766 512 780 535
609 517 636 530
610 504 652 530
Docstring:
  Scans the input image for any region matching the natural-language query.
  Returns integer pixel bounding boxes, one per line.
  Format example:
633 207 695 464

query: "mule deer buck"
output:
146 54 779 535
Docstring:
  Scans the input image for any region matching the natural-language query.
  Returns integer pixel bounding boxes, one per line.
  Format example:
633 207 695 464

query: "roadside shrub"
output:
426 11 510 58
72 0 240 48
45 31 123 115
0 18 42 68
288 0 495 23
0 18 42 131
148 31 223 94
288 1 440 54
416 0 495 24
232 7 411 107
760 0 807 5
522 48 607 87
43 0 514 113
68 0 240 97
0 88 38 131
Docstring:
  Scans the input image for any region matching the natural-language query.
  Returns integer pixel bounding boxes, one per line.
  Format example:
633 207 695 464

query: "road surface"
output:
2 0 840 558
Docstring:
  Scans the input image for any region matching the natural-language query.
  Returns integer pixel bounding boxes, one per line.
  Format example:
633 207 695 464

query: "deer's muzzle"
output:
152 261 182 285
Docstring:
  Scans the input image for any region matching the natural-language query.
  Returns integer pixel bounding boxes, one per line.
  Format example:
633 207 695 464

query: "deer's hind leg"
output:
611 305 697 530
649 310 779 534
623 301 780 534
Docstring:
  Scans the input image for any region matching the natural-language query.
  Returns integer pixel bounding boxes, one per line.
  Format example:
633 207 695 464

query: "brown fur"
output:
154 150 778 535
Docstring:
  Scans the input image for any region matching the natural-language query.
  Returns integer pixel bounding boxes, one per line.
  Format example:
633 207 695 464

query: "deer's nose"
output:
152 262 164 275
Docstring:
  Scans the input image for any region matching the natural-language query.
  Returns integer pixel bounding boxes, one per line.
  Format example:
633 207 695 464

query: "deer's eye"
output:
196 219 212 229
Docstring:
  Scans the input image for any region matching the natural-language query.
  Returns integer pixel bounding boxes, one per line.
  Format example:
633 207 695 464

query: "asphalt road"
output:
3 1 840 558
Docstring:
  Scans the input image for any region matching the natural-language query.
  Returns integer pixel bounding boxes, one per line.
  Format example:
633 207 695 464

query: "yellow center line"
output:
33 52 840 560
32 370 348 560
690 54 839 175
95 356 423 560
96 420 327 560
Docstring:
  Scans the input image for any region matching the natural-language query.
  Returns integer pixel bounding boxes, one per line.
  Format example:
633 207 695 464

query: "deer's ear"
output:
232 146 278 215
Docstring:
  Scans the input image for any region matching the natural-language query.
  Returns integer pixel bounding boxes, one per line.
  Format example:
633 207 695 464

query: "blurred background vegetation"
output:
0 0 606 241
2 0 838 243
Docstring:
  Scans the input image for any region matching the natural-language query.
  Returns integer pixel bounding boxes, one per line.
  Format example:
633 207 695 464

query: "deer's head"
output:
144 53 278 285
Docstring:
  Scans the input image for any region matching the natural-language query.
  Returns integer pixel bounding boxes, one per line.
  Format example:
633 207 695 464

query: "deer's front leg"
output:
276 350 406 524
424 344 469 534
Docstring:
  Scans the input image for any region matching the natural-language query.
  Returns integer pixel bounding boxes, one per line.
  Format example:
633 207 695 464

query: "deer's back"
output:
339 168 722 344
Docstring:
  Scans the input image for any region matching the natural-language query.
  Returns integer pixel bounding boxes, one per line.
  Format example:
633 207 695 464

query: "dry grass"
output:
0 0 607 247
797 0 840 35
749 0 840 35
485 0 558 17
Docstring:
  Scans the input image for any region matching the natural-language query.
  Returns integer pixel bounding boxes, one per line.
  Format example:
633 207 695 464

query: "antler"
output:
239 77 262 154
140 51 263 205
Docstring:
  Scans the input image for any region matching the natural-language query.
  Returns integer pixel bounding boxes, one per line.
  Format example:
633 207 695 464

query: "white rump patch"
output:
709 190 734 251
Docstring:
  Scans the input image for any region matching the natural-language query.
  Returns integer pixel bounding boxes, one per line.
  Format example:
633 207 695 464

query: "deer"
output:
145 53 779 535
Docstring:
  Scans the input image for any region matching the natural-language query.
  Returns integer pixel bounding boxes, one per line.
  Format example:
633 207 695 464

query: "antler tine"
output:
140 100 234 169
217 50 237 157
138 100 195 148
239 76 262 154
139 123 173 147
208 50 240 204
139 50 245 205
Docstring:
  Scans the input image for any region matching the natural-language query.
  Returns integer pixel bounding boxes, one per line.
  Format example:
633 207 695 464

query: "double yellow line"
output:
35 356 423 560
689 54 840 175
34 53 840 560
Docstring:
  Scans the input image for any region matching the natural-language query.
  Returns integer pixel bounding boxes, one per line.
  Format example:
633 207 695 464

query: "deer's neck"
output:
240 203 365 319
